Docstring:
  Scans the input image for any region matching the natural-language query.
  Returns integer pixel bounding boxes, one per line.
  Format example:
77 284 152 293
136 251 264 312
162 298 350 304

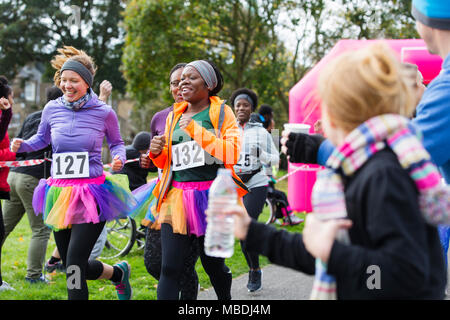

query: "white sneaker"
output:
0 281 15 292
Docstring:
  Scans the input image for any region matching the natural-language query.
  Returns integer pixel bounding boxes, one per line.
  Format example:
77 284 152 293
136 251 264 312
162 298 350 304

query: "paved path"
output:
198 264 314 300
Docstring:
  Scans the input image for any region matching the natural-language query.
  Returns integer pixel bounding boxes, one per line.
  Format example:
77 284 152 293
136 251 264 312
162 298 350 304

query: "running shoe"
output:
247 269 262 292
112 261 132 300
45 259 66 273
286 214 304 226
0 281 15 291
25 274 49 284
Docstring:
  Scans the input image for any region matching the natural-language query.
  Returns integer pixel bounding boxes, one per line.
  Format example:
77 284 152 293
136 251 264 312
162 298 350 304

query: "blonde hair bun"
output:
318 42 415 133
51 46 97 87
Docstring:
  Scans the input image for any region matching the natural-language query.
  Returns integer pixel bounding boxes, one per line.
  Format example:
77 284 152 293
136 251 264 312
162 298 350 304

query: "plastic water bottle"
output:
204 168 237 258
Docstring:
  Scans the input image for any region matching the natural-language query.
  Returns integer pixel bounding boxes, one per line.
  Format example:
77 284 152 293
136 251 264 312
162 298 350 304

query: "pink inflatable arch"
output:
288 39 443 213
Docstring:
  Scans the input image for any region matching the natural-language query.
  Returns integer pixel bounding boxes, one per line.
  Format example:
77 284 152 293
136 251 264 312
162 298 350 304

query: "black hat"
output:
132 131 151 151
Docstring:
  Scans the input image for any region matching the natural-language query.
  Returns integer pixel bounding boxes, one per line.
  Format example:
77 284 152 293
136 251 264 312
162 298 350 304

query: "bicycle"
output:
263 197 277 225
262 179 304 226
100 217 146 259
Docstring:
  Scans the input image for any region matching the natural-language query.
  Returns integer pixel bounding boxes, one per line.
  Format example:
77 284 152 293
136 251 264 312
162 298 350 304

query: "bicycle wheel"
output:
264 198 277 225
134 225 147 251
100 217 137 259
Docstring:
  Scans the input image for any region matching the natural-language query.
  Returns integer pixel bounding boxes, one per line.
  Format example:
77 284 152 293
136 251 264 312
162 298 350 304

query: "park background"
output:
0 0 424 299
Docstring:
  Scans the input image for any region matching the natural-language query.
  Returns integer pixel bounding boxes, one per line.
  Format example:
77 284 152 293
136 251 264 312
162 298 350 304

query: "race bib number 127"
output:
53 152 90 179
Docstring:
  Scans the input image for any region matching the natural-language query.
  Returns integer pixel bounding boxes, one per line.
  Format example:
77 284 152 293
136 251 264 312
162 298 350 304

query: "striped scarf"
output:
309 114 450 300
62 89 92 111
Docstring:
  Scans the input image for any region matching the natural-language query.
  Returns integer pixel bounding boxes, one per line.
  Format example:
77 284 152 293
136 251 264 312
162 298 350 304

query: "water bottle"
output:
204 168 237 258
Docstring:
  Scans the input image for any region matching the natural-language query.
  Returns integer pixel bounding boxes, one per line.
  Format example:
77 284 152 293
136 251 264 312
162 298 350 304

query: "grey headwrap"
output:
185 60 218 90
60 60 93 87
234 93 254 109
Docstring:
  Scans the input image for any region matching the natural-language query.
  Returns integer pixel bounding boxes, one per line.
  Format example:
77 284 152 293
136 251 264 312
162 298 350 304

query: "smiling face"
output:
234 98 253 125
179 66 209 103
60 70 89 102
170 67 184 103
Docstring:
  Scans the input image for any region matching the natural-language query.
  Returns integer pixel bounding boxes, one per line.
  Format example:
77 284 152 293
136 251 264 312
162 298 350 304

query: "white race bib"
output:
172 141 205 171
52 152 90 179
236 152 252 169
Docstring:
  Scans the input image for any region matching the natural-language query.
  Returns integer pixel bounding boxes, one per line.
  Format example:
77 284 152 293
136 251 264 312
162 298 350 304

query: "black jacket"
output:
12 110 51 179
246 148 447 299
116 145 152 191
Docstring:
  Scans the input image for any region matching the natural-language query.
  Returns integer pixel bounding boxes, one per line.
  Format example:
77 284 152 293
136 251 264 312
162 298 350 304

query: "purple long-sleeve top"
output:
150 105 173 138
147 105 173 172
17 93 125 179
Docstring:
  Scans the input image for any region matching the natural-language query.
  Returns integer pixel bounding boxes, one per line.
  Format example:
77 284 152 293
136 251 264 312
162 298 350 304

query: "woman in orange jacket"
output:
148 60 247 300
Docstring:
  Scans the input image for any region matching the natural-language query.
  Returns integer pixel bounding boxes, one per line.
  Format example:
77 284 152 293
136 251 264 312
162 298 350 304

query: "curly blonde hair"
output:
318 42 415 133
51 46 97 87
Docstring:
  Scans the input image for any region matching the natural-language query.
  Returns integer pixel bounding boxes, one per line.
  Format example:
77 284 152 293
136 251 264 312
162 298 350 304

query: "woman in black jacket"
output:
223 43 447 299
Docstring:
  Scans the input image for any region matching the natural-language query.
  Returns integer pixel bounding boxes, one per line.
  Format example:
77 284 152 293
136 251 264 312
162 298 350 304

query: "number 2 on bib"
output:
53 152 90 179
172 141 205 171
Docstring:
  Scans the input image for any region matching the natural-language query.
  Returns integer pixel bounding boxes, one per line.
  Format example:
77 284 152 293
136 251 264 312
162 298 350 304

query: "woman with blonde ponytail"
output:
11 46 136 300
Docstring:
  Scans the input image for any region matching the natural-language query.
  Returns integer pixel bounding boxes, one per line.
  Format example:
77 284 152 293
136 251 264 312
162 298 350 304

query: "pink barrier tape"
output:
276 164 324 183
0 158 140 168
103 158 139 168
0 159 47 168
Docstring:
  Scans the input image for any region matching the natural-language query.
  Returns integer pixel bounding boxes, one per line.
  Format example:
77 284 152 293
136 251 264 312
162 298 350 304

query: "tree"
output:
339 0 418 40
123 0 418 131
122 0 302 126
0 0 127 93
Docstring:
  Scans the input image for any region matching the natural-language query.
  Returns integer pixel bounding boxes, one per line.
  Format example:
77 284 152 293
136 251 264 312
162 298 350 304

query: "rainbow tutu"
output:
148 180 213 236
32 173 138 231
130 178 158 226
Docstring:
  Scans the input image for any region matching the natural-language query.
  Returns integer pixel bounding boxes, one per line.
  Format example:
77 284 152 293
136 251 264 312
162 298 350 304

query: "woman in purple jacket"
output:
11 46 135 300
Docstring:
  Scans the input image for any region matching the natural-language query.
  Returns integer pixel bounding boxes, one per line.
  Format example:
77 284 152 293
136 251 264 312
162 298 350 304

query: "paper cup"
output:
283 123 311 134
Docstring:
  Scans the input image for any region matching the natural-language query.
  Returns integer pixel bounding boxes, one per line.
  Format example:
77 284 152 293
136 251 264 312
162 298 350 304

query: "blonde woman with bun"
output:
11 46 135 300
226 42 447 299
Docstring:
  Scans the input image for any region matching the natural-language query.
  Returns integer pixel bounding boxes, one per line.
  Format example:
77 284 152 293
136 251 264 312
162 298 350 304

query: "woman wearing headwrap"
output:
146 60 248 300
230 88 279 292
11 46 135 300
137 63 201 300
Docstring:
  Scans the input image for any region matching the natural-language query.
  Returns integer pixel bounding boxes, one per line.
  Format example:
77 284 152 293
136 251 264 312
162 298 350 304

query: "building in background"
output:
9 63 136 164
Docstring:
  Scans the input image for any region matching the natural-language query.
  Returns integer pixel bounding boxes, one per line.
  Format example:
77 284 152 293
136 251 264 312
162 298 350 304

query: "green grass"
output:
0 170 306 300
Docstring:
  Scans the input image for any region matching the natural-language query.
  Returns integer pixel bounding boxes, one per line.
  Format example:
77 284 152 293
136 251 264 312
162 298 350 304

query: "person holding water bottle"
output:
224 42 447 299
146 59 248 300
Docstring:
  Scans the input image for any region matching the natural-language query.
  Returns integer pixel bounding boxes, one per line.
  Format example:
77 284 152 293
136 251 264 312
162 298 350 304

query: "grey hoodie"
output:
234 120 279 189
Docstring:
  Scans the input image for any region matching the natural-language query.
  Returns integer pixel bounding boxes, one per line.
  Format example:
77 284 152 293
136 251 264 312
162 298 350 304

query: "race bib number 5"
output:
53 152 89 179
172 141 205 171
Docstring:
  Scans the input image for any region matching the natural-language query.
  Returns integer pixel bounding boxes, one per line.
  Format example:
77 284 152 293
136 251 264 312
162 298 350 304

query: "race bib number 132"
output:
53 152 90 179
172 141 205 171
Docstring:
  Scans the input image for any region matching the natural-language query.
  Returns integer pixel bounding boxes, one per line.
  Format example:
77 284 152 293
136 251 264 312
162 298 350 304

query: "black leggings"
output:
241 186 268 270
157 223 232 300
144 228 199 300
53 222 105 300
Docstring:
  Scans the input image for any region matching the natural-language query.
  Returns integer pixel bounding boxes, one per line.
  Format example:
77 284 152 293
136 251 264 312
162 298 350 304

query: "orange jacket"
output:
149 96 248 212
